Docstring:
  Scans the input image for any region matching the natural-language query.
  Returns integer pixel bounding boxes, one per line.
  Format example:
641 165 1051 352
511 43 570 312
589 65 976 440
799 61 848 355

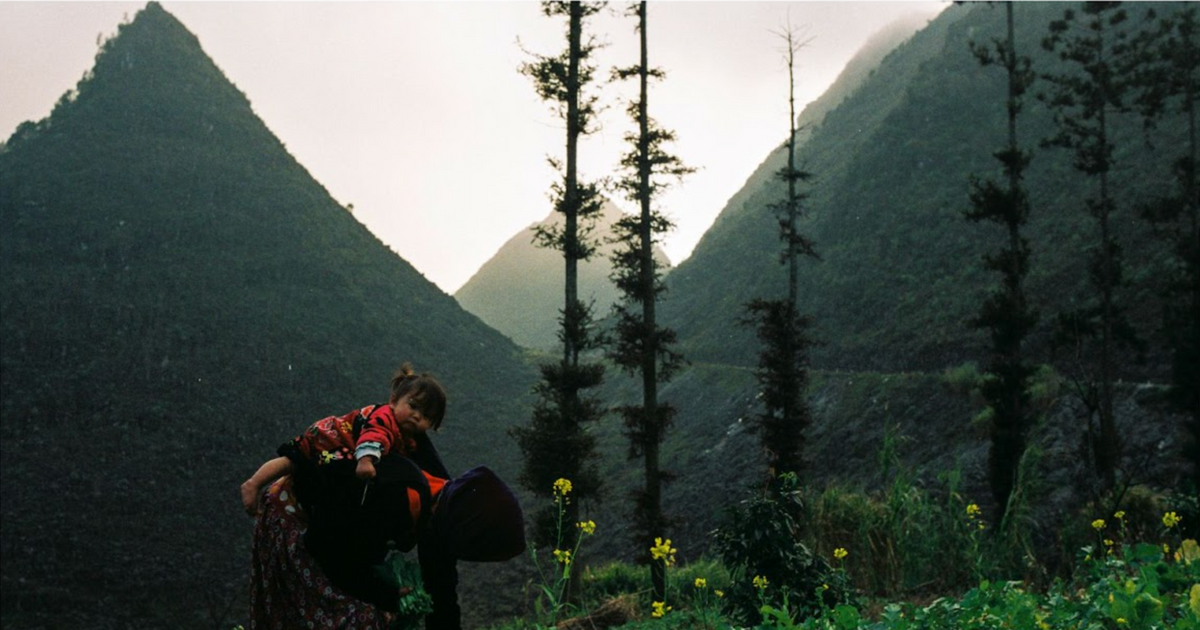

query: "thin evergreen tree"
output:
1128 5 1200 499
1040 1 1141 493
609 0 693 603
964 1 1039 527
510 1 607 565
743 21 818 480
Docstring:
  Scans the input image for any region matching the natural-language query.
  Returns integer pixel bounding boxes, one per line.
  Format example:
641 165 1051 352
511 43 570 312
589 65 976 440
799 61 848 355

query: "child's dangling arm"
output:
355 404 399 479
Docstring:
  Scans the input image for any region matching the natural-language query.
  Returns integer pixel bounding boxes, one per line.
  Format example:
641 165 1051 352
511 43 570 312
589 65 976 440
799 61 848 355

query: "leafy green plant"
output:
376 554 433 629
713 473 846 624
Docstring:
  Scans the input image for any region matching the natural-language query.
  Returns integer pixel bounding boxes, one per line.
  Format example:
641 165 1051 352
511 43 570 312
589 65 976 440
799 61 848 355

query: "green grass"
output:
480 478 1199 630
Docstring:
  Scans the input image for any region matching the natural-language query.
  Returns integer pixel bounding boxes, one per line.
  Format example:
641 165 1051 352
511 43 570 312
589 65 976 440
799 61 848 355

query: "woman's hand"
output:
240 456 295 517
241 479 261 517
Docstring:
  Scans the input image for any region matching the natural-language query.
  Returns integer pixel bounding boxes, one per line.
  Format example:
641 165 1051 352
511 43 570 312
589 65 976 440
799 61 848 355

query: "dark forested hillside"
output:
661 2 1181 377
0 3 534 627
454 199 670 351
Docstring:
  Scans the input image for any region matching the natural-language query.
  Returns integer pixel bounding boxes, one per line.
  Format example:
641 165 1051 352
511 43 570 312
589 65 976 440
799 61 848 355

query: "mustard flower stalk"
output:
650 537 677 567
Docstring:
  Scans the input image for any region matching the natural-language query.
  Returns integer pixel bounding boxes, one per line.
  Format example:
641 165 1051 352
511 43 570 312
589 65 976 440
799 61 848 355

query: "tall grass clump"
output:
805 469 988 596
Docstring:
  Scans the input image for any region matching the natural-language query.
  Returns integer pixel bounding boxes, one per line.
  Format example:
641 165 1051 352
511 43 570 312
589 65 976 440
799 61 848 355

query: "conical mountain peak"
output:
0 4 531 627
14 2 254 144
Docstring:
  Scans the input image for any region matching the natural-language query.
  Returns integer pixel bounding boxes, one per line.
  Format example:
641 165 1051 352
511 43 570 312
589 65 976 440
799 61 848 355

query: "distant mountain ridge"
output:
455 199 670 350
0 3 533 627
660 2 1178 377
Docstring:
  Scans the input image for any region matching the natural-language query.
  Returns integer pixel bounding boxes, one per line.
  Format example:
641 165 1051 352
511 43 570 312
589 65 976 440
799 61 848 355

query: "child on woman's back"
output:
240 364 448 515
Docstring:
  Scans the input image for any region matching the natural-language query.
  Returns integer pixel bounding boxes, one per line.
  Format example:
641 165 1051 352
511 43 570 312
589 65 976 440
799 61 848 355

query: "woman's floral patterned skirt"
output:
249 476 393 630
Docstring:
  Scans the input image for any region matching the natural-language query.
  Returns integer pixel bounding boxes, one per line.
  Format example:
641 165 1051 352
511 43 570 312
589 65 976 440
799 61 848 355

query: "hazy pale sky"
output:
0 1 946 293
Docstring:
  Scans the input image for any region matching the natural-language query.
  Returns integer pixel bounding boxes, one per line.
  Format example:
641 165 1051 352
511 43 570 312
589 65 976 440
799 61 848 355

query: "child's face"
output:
392 395 433 435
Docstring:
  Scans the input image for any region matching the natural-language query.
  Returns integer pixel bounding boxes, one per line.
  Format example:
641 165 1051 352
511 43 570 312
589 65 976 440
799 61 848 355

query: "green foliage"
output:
712 473 847 624
608 1 692 602
743 299 816 477
777 535 1200 630
512 359 605 546
1040 0 1147 494
742 22 820 482
806 473 987 596
941 361 984 394
375 554 434 629
964 1 1040 528
482 480 1199 630
513 0 608 559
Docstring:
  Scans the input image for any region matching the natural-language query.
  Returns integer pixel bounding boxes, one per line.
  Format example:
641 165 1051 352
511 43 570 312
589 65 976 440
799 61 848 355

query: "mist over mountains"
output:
0 2 1192 629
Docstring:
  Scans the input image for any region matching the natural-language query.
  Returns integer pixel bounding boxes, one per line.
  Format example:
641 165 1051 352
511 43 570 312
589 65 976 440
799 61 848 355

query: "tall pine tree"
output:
609 0 692 603
1040 1 1140 494
1128 4 1200 501
511 1 607 562
744 21 818 480
964 1 1039 527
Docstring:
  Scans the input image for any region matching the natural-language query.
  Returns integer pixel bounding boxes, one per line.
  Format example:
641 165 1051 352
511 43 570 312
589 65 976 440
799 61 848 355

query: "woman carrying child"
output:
240 365 525 630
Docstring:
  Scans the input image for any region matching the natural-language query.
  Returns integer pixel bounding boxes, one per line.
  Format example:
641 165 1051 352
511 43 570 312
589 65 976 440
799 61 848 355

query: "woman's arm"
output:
240 456 295 516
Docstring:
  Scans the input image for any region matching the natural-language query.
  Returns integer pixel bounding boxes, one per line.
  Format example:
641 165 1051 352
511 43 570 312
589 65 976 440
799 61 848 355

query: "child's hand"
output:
356 456 377 480
240 480 260 517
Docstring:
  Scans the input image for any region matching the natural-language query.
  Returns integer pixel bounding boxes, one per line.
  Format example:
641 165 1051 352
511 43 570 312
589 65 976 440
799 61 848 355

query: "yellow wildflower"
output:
1104 539 1114 547
1092 519 1106 530
1117 618 1127 625
552 549 571 565
553 478 572 496
834 547 849 560
694 577 707 589
650 537 677 567
753 575 769 590
1164 543 1171 555
715 589 725 598
576 520 596 536
1114 510 1126 520
1163 511 1182 529
966 503 981 518
651 601 671 618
